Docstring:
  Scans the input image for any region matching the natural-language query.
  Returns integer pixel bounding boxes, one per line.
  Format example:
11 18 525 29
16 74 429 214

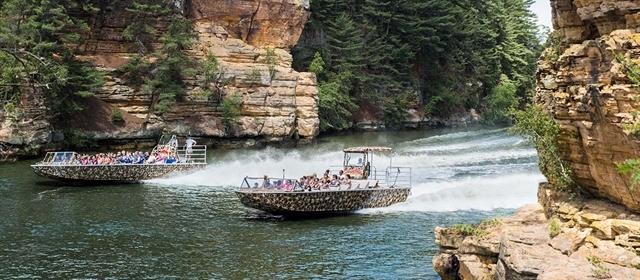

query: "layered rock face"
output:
433 184 640 280
542 0 640 211
0 0 317 158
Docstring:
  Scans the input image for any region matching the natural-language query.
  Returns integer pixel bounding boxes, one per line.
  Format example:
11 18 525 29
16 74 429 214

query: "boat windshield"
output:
344 152 365 167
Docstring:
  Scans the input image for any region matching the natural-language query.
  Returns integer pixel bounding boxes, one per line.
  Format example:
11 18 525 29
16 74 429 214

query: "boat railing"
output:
152 144 207 164
176 145 207 164
385 166 412 188
38 151 77 165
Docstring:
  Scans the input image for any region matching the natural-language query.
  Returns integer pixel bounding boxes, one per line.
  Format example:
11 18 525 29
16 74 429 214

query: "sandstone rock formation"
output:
433 184 640 280
541 0 640 211
0 0 317 158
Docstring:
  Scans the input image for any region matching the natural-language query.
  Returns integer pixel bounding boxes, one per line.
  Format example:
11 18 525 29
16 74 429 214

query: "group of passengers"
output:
257 170 352 191
54 150 179 165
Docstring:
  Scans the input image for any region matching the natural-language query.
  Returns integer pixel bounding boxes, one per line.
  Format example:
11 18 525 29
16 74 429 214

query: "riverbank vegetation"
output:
292 0 545 131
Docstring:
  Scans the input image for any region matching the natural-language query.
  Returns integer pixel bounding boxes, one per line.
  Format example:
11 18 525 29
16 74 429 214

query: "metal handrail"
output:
385 166 412 188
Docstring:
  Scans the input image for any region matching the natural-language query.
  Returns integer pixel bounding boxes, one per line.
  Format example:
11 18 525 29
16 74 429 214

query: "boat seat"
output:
365 180 379 188
349 179 378 189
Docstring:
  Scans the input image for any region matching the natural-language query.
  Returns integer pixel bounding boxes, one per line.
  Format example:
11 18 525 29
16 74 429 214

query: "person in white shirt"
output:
184 136 196 162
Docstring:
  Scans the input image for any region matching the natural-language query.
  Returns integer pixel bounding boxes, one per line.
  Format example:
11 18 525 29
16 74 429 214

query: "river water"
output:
0 126 544 279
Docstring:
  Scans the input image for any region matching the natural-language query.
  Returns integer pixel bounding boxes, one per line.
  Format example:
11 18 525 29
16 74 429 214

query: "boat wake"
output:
146 127 545 213
360 172 544 214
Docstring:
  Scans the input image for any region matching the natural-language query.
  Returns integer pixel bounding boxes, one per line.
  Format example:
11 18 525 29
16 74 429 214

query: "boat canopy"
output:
342 146 392 153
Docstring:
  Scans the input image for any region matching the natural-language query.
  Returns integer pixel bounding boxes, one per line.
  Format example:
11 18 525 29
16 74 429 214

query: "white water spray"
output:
148 128 544 212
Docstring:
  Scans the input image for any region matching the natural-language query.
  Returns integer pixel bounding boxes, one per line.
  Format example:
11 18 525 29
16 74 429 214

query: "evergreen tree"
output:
0 0 103 120
122 0 168 56
145 15 198 114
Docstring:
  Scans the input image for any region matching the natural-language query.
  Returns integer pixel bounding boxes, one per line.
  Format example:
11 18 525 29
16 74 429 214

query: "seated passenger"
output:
330 175 340 187
341 174 352 187
165 155 177 164
146 153 157 164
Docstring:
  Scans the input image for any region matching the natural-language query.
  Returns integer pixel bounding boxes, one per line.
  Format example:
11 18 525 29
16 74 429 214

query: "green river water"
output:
0 126 544 279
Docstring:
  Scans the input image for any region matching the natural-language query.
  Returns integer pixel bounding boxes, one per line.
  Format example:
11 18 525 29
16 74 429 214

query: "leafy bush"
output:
265 47 278 79
549 218 561 237
247 68 263 85
453 218 501 239
221 92 243 132
511 105 575 191
64 130 98 150
587 255 611 279
481 75 518 125
111 108 124 123
117 56 151 85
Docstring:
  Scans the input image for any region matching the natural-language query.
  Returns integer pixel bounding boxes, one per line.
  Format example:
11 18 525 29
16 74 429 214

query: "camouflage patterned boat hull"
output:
235 187 411 214
31 163 206 182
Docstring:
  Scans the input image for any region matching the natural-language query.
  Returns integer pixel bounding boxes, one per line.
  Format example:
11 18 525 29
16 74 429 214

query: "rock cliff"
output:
433 0 640 278
0 0 317 158
433 184 640 280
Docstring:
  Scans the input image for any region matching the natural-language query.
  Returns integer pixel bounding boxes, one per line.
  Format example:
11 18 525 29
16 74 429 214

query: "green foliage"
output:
246 68 262 85
587 255 611 279
220 92 242 132
614 52 640 85
0 0 103 121
122 0 169 56
264 47 278 79
612 53 640 190
425 88 464 118
481 74 519 125
111 108 124 122
549 218 561 237
317 80 358 131
308 52 325 75
453 218 501 239
64 129 98 150
117 56 151 85
382 91 413 129
145 15 199 114
292 0 542 127
543 30 565 62
202 54 222 85
511 105 575 191
615 159 640 190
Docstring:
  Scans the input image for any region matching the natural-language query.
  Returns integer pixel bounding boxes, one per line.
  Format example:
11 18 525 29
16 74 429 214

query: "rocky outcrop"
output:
433 184 640 280
0 0 317 158
552 0 640 44
540 2 640 211
537 29 640 211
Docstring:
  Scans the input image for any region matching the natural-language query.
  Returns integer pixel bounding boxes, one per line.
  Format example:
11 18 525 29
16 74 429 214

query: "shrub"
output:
64 130 98 150
221 92 243 132
481 74 518 125
265 47 278 80
587 254 611 279
453 218 501 239
511 105 575 191
549 218 561 237
111 108 124 123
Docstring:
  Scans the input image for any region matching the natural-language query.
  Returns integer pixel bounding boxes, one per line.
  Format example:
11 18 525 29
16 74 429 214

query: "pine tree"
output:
145 15 198 114
122 0 169 56
0 0 103 120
